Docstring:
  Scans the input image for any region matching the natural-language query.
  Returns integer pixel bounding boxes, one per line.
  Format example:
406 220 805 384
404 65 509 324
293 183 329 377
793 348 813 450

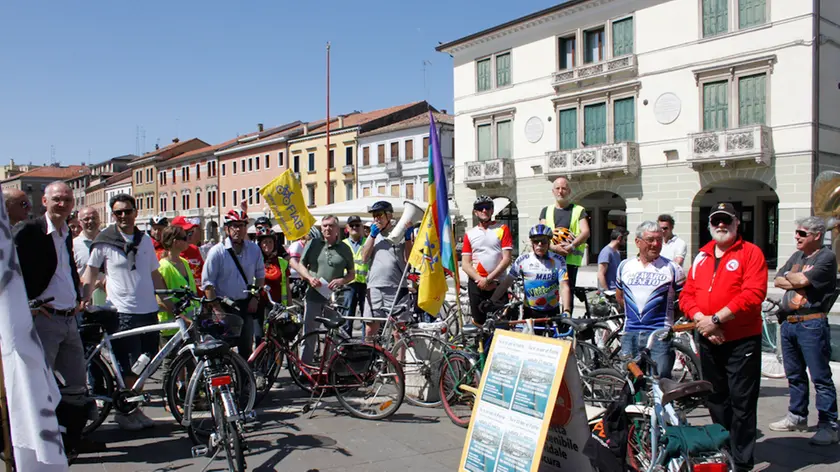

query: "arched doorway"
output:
496 201 520 256
578 191 627 263
692 179 780 269
205 221 219 244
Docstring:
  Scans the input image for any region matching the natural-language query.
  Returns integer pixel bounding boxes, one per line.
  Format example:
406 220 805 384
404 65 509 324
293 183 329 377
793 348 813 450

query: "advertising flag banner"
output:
260 169 316 241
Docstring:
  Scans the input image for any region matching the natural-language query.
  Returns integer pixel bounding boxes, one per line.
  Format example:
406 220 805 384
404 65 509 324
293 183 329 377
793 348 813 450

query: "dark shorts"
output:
113 312 160 377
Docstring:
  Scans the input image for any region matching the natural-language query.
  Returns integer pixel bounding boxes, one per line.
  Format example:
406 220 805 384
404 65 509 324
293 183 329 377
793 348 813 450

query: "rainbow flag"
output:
408 111 458 314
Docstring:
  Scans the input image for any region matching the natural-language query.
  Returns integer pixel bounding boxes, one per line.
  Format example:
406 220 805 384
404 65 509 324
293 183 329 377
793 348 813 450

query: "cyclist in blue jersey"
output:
505 224 572 318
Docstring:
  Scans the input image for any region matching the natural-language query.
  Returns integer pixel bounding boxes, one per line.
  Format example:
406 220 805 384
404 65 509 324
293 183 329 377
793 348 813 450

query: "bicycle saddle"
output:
574 287 598 302
315 315 344 330
556 317 599 332
659 378 713 406
194 339 231 359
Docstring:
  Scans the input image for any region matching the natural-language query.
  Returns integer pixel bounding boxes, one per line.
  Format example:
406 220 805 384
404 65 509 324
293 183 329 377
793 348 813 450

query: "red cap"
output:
171 216 199 231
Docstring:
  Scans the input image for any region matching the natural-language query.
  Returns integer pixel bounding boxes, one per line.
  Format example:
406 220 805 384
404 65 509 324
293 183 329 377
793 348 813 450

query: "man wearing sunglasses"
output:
680 202 768 472
769 216 839 445
341 215 368 336
3 187 30 226
461 195 513 324
503 224 571 319
657 214 687 267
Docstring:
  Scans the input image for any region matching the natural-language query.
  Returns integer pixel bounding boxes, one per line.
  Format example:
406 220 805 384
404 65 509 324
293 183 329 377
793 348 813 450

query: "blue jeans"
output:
781 317 838 426
113 312 159 376
620 330 674 379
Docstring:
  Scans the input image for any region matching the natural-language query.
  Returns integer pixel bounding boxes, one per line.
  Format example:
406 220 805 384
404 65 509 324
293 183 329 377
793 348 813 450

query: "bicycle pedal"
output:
244 410 257 422
190 446 208 458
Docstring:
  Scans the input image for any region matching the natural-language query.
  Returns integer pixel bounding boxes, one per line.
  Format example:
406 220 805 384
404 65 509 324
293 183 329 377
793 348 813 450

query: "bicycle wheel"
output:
288 330 347 392
164 351 199 426
761 316 785 379
575 341 613 375
249 342 280 407
625 411 653 471
330 344 405 420
581 368 626 408
219 388 246 472
391 333 447 408
228 420 246 472
83 355 114 435
671 340 701 383
439 351 480 428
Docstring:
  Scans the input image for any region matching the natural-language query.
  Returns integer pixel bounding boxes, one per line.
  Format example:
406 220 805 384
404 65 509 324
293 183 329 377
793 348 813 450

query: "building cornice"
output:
288 127 358 145
436 0 610 55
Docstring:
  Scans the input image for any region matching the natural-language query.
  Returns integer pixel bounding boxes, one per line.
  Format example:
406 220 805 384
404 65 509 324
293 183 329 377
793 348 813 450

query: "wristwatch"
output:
711 314 721 325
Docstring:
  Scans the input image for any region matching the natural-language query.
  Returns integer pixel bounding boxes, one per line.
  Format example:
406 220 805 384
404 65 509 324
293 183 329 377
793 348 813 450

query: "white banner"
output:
0 194 68 470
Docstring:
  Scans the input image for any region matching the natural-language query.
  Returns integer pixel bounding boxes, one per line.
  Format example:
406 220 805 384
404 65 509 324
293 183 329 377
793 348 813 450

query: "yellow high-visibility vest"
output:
544 204 586 266
343 238 369 284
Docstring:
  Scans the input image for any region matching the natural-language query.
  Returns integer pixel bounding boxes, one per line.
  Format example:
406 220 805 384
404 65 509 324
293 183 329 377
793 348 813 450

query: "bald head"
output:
42 180 74 226
3 187 29 225
552 177 572 207
78 206 101 238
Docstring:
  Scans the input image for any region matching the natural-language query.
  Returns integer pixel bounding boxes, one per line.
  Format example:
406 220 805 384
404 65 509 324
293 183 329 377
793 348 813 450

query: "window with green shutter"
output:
559 109 577 150
614 98 635 142
496 53 511 87
476 58 491 92
702 0 728 37
584 103 607 146
739 0 766 29
477 124 492 160
612 18 634 57
496 120 512 159
703 81 729 130
739 74 766 126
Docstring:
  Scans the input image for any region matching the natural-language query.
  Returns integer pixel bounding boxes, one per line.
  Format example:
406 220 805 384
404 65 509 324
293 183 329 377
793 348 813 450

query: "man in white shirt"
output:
73 206 106 305
658 214 687 266
82 193 173 431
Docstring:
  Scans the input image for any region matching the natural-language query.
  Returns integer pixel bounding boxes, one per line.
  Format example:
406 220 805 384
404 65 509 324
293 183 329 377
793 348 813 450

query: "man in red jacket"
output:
679 202 768 472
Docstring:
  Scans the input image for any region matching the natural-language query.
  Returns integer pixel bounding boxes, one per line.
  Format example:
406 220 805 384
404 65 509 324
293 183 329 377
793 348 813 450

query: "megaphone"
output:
386 200 425 246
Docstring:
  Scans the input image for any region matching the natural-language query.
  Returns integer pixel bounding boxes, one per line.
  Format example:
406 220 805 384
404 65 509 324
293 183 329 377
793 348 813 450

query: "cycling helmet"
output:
224 209 248 225
150 215 169 226
254 216 272 227
473 195 494 208
256 226 274 239
368 201 393 213
552 227 575 245
529 224 553 239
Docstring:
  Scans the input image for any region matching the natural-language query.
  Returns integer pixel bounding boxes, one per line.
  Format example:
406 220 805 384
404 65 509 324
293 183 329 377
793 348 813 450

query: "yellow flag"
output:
409 207 448 315
259 170 315 241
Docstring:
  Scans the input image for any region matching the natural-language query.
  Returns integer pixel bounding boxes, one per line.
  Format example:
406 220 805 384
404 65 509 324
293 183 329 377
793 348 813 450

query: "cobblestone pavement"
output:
69 373 840 471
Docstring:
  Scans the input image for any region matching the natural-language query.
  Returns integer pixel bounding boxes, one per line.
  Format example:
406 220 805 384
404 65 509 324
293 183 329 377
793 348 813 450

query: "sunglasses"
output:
113 209 135 217
349 224 361 229
795 230 813 238
659 226 671 232
710 215 733 226
474 205 493 212
372 212 385 218
531 238 550 245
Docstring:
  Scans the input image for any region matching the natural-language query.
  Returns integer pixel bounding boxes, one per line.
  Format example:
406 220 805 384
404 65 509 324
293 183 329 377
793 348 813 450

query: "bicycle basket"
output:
78 323 104 345
268 309 301 341
81 307 119 334
332 344 377 380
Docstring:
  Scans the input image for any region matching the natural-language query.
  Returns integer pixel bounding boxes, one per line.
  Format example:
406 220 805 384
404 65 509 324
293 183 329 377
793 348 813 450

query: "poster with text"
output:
539 354 593 472
459 330 574 472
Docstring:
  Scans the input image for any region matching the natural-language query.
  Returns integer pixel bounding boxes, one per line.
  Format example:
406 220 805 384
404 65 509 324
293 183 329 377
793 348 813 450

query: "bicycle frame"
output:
86 317 190 391
288 329 375 391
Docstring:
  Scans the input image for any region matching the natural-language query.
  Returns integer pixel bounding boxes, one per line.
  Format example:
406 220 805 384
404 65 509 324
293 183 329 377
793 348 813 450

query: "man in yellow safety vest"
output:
342 215 369 336
539 176 590 313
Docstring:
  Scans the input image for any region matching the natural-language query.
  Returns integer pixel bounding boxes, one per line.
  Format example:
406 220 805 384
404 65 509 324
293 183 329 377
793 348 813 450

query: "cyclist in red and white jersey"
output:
461 195 513 324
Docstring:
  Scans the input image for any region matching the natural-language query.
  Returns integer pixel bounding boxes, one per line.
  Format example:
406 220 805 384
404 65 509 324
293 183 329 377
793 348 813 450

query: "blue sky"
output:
0 0 560 166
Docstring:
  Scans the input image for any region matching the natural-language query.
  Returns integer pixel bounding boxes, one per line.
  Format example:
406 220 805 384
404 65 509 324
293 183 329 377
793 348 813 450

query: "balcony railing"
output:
385 161 402 177
545 142 640 179
342 164 354 175
687 125 772 168
464 158 515 189
552 55 638 91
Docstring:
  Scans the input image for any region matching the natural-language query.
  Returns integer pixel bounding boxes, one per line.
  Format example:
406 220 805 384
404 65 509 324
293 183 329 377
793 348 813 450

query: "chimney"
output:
155 143 160 150
441 109 447 114
338 115 345 128
302 122 309 134
172 137 180 143
257 123 264 132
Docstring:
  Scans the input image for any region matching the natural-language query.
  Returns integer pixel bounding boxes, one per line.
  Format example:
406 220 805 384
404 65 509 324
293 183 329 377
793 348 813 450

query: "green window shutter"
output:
496 120 512 159
559 109 577 150
614 98 635 142
584 103 607 145
739 74 766 126
496 53 511 87
612 18 634 57
703 0 729 37
739 0 765 29
477 124 492 161
476 59 491 92
703 81 729 130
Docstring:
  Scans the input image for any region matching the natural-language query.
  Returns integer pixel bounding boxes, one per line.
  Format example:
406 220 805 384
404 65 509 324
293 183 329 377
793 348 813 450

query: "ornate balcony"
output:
464 159 515 189
385 161 402 177
687 125 772 168
552 55 638 92
184 208 204 218
544 142 640 179
341 164 354 175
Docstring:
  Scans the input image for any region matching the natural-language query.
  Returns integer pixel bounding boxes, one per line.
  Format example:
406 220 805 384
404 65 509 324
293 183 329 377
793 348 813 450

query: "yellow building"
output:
288 101 430 208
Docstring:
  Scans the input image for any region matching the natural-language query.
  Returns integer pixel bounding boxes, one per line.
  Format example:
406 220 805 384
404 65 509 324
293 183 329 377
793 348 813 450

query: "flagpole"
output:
325 41 331 205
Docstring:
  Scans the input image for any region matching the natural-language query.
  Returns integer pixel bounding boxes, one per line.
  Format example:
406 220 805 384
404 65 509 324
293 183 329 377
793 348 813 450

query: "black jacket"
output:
13 216 82 302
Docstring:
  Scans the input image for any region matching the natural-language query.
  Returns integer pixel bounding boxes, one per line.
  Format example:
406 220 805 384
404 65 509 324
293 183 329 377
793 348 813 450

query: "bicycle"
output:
760 297 785 379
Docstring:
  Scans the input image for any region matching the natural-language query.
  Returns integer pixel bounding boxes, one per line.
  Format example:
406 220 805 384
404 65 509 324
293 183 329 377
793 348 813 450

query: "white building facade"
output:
104 175 132 226
439 0 840 270
356 112 455 203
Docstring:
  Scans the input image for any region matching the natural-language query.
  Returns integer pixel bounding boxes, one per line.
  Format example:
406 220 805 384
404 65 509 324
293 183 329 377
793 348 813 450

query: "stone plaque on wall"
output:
654 93 681 125
525 116 544 143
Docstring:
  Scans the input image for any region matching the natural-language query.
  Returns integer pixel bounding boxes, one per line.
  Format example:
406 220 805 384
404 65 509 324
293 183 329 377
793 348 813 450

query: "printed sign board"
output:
459 330 592 472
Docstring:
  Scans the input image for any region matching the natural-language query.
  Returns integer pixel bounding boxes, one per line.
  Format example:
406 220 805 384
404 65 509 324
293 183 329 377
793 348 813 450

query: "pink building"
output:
215 122 305 228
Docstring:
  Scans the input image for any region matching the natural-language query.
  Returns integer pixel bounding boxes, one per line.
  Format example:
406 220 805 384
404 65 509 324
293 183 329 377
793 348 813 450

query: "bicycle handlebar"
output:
29 297 55 309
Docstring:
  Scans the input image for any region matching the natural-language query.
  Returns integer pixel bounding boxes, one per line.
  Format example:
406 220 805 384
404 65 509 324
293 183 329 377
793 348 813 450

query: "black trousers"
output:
233 299 256 360
566 264 579 315
698 335 761 472
342 282 367 336
467 278 495 325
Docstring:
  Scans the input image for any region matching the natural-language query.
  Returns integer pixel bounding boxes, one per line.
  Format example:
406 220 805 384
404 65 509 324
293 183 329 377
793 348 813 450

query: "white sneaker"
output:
769 413 808 432
114 412 143 431
131 409 156 429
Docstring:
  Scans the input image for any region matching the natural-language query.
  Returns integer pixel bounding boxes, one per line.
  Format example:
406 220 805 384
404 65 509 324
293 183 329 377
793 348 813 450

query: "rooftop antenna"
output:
141 127 146 154
422 59 432 100
50 144 56 165
135 125 140 155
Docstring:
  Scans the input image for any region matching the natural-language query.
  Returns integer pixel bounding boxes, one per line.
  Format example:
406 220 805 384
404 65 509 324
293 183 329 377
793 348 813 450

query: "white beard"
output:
709 223 736 244
555 196 570 207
